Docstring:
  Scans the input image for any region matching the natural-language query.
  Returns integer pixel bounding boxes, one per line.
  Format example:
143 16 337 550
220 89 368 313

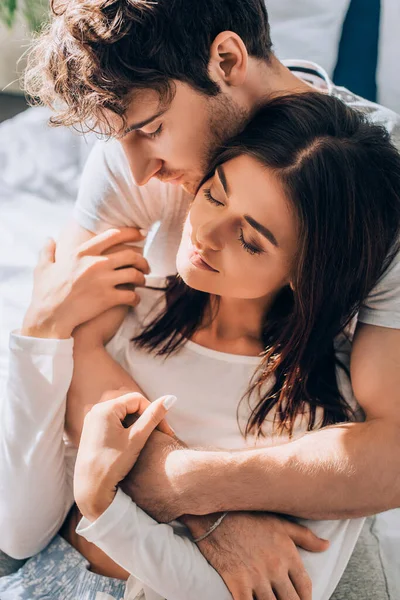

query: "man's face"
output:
117 81 248 195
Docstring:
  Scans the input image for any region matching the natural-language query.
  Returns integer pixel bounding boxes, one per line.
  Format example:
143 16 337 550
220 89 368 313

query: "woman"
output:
0 93 399 600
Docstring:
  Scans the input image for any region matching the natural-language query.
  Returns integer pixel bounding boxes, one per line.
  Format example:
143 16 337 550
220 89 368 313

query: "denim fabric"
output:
0 535 130 600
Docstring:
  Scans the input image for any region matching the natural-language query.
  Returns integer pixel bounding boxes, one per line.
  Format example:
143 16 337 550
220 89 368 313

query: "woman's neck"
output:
192 295 271 356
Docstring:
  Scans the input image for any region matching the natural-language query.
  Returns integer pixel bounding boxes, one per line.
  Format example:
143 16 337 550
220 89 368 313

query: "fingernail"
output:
139 229 148 237
163 395 178 410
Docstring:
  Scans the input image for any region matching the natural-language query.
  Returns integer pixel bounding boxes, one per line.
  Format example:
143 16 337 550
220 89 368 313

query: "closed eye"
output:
204 188 224 206
144 124 163 139
239 229 263 256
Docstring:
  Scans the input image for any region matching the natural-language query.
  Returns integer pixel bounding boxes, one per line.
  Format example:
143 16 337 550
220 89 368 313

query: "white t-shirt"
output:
0 285 364 600
73 60 400 330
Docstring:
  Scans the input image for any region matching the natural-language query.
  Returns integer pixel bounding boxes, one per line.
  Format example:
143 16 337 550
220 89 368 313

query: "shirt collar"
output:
282 59 334 95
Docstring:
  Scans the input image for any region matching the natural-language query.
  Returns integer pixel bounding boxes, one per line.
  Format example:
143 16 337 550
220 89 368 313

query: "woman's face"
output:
176 155 299 301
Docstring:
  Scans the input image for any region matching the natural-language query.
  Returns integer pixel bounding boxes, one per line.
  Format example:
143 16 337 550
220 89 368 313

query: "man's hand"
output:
185 512 329 600
74 391 177 522
22 227 149 339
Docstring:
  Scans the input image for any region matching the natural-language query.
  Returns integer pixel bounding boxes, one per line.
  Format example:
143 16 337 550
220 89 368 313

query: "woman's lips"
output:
189 250 219 272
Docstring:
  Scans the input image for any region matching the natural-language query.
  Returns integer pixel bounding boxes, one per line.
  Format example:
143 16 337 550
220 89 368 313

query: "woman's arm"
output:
65 307 174 446
74 392 232 600
65 307 142 446
0 333 75 558
77 490 232 600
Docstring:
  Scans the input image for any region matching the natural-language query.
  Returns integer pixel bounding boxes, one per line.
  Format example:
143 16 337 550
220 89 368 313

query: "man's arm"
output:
140 322 400 521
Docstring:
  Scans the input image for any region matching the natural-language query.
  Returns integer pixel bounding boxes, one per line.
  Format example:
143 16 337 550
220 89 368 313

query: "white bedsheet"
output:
0 106 399 596
0 107 93 380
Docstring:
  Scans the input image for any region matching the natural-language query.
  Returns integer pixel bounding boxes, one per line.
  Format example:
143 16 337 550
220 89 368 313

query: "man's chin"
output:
181 179 200 196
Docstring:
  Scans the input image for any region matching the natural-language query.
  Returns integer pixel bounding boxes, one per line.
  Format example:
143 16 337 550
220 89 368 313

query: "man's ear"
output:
208 31 249 87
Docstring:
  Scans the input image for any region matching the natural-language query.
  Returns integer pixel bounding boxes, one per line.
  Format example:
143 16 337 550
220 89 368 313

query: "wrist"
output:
180 513 225 540
75 479 117 523
22 306 73 339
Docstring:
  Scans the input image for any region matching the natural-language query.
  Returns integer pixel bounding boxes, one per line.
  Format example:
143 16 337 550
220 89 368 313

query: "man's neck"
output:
244 55 316 113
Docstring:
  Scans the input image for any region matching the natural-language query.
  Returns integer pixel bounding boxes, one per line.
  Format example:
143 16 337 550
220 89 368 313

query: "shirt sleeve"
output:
77 489 232 600
358 246 400 329
73 139 168 236
0 333 76 559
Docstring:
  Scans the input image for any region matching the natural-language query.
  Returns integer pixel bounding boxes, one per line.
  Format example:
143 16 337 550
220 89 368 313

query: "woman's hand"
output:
74 390 177 522
22 227 149 339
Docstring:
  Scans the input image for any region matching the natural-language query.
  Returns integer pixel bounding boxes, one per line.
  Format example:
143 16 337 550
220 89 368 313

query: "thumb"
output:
128 395 178 449
286 521 330 553
38 238 56 266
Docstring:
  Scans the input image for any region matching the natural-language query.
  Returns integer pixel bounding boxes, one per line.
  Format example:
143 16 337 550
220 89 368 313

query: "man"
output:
21 0 400 598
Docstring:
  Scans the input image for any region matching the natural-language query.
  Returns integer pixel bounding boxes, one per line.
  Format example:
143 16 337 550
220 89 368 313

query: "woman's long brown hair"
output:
134 93 400 438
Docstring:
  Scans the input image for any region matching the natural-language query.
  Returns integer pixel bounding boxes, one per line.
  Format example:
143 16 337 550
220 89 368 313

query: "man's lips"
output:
189 249 219 272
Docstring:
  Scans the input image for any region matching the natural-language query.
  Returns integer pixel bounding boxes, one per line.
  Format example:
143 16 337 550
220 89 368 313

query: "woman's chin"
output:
177 264 217 295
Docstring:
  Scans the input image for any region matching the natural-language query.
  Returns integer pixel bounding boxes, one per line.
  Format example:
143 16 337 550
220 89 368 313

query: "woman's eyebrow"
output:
216 165 230 196
244 215 279 248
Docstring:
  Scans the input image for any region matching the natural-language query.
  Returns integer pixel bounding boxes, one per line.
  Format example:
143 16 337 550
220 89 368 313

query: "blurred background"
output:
0 0 399 121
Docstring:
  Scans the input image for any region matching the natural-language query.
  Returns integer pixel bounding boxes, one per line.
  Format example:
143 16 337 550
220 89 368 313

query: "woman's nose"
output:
195 220 224 251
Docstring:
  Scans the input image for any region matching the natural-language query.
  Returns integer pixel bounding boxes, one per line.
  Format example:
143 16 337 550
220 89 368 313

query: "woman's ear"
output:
208 31 249 88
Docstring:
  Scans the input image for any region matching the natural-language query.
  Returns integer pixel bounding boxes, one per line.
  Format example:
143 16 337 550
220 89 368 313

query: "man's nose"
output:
123 142 163 186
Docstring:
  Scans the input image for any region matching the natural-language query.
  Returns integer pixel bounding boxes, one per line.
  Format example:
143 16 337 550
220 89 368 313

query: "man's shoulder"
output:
332 85 400 152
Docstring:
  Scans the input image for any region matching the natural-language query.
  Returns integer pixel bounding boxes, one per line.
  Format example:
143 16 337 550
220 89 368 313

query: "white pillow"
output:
266 0 351 77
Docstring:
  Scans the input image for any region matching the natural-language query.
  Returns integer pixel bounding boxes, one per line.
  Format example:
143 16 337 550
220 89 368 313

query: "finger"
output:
93 392 153 424
77 228 146 257
109 249 150 274
252 585 277 600
226 582 254 600
272 580 300 600
112 267 146 287
127 395 178 447
117 386 176 437
285 522 329 553
289 568 312 600
114 289 141 307
38 238 56 266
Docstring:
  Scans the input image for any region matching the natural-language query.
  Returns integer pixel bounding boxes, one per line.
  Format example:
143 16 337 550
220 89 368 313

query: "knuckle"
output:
127 290 139 304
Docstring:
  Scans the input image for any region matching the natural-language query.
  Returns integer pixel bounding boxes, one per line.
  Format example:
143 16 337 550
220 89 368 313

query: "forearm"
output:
0 333 75 558
176 420 400 520
66 337 144 445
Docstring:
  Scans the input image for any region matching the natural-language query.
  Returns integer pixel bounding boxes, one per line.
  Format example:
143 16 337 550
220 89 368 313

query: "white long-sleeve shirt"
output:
0 287 365 599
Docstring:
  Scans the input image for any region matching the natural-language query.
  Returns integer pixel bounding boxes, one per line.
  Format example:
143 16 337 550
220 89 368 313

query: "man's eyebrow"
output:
122 109 167 137
216 165 230 196
244 215 279 248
